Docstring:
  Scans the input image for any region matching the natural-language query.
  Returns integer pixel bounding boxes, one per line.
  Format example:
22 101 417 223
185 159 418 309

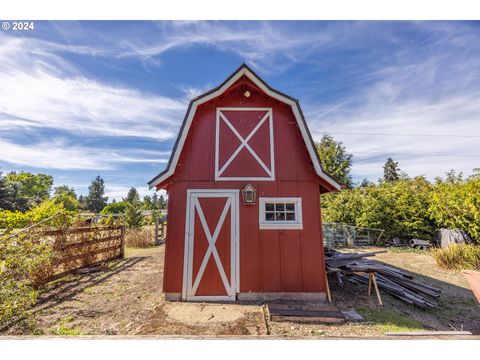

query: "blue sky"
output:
0 21 479 200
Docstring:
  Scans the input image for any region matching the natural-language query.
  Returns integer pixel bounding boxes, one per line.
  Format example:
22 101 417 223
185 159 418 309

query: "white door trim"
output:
182 189 240 301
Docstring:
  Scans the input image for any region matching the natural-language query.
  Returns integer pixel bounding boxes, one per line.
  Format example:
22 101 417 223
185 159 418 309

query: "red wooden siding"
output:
162 76 326 295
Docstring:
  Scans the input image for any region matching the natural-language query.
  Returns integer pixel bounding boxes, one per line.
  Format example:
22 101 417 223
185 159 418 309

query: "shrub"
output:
101 201 128 215
0 231 54 329
429 177 480 242
322 177 435 240
0 199 76 230
431 244 480 270
125 227 154 248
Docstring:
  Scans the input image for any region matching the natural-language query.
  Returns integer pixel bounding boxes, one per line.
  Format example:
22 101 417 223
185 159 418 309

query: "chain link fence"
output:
322 222 385 249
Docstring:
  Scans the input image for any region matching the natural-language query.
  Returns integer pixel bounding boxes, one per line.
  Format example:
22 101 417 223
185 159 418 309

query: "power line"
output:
354 151 480 158
311 131 480 138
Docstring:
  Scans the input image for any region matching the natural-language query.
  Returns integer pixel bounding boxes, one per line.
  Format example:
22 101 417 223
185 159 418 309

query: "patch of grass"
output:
388 247 432 255
82 286 96 294
51 315 84 336
357 307 425 333
431 244 480 270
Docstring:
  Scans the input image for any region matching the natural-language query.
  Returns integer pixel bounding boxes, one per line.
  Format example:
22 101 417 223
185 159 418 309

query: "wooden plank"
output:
267 303 340 312
385 331 472 336
43 225 122 236
268 308 345 318
53 245 121 265
270 315 345 324
56 235 121 251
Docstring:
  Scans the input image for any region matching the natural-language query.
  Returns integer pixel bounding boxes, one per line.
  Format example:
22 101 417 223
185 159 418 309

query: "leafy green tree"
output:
383 158 401 182
125 187 140 204
52 193 79 212
315 134 353 187
85 176 108 213
101 201 128 214
5 171 53 209
124 200 144 228
53 185 77 199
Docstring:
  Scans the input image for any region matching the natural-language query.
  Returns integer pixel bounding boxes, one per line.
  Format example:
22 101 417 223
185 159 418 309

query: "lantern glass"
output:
241 184 256 205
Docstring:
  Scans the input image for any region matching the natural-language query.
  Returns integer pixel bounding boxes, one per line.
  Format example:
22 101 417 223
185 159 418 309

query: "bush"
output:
0 231 54 329
429 177 480 242
431 244 480 270
322 177 435 240
0 199 76 230
101 201 128 215
125 227 154 248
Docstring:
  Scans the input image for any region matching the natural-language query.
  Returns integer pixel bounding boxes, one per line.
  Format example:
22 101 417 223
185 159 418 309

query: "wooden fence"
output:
45 224 125 281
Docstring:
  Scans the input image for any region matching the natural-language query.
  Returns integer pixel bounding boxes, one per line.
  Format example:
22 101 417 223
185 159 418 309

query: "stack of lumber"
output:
325 250 441 308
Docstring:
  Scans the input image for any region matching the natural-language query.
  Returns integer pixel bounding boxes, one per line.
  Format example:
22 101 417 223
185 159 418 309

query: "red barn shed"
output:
148 64 341 302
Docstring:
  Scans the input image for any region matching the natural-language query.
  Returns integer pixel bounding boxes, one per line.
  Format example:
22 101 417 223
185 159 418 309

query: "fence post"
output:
154 217 159 246
120 225 126 258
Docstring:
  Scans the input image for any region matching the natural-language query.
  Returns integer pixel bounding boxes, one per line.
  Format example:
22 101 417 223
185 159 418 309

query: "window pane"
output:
265 212 275 221
275 203 285 211
265 203 274 211
286 212 296 221
286 203 295 211
276 212 285 221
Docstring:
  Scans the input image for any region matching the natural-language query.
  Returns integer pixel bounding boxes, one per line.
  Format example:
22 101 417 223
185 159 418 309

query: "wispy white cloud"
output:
0 34 185 142
0 138 169 170
308 23 480 181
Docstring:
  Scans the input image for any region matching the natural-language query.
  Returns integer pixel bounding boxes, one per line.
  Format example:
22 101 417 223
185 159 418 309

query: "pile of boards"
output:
325 250 441 308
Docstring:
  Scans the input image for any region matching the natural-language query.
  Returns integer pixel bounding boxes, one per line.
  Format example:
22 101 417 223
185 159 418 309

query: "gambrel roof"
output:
148 64 342 192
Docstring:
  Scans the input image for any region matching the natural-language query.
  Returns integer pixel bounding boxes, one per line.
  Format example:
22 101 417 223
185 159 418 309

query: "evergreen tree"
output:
159 194 167 209
143 195 153 209
0 171 15 211
315 134 353 187
152 193 159 209
125 187 140 203
383 158 401 182
78 195 88 211
124 200 144 228
359 178 375 188
85 176 108 213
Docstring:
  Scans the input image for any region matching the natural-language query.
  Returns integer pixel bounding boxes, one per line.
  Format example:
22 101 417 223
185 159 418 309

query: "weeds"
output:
388 247 432 255
125 226 155 248
357 307 425 333
51 315 83 336
431 244 480 270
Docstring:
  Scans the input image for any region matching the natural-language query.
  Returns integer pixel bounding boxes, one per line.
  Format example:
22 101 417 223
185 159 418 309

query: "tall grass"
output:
431 244 480 270
125 226 155 248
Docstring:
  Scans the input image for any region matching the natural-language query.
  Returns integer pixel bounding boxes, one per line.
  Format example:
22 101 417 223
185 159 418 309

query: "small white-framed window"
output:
259 197 303 230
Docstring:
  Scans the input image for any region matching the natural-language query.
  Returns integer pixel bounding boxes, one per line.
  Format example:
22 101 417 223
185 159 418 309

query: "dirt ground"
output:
7 245 480 337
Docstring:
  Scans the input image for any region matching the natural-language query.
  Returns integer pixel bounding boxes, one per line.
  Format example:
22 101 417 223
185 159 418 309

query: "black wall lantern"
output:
241 184 257 205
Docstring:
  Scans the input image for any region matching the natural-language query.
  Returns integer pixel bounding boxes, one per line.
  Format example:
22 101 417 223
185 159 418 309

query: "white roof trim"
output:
148 66 341 191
